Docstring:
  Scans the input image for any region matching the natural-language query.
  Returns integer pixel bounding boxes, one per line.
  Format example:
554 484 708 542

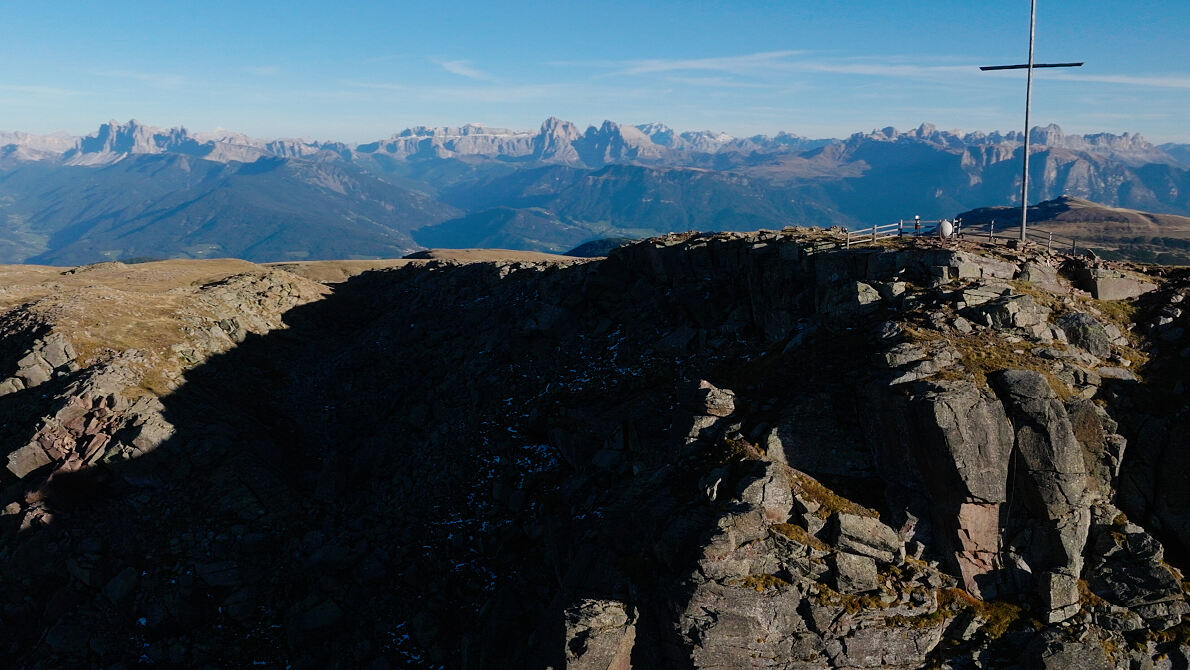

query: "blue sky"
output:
3 0 1188 144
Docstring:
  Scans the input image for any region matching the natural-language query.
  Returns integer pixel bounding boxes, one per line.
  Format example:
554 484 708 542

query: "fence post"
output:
1071 238 1076 254
872 224 877 243
844 227 850 249
989 220 995 242
1047 231 1052 251
898 219 904 237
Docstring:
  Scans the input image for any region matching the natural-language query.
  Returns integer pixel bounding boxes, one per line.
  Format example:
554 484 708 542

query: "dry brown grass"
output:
400 248 583 262
771 523 830 551
265 259 415 283
904 318 1079 399
734 574 791 592
886 587 1021 639
0 259 329 397
786 470 880 520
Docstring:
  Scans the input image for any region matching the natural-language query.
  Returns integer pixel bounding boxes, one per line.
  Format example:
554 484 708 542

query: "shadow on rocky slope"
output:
3 231 1190 669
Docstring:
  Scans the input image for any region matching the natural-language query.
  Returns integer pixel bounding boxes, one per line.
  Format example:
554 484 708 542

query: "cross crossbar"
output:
979 62 1083 71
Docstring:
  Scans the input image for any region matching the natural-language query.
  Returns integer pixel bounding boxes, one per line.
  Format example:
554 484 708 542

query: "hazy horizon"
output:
4 0 1189 144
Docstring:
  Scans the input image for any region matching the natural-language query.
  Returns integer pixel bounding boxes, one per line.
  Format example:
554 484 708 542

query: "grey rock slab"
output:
1039 570 1081 623
837 621 946 668
958 283 1012 307
1074 268 1155 301
880 343 927 368
563 599 636 670
990 370 1092 582
919 381 1015 503
818 280 883 319
963 293 1050 331
680 582 815 668
6 441 53 479
1057 312 1112 357
1025 637 1113 670
0 377 25 396
40 335 75 369
1019 261 1066 293
832 512 903 563
737 463 795 523
830 551 879 594
1096 367 1139 382
15 354 52 387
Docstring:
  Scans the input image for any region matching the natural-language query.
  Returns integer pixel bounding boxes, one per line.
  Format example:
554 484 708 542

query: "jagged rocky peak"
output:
59 119 286 165
635 121 675 146
575 119 667 165
533 116 583 161
539 115 581 139
0 129 78 154
76 118 181 155
678 128 736 152
392 123 531 139
1029 122 1067 147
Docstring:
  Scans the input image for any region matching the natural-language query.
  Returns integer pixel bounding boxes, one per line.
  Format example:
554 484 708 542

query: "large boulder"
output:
990 370 1093 620
830 512 903 563
1057 312 1112 357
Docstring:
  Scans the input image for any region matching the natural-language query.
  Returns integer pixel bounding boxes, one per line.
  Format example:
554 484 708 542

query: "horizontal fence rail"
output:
843 219 948 248
958 219 1090 255
841 217 1099 257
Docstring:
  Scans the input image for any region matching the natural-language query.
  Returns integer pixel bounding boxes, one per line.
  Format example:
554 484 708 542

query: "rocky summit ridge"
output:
1 233 1190 669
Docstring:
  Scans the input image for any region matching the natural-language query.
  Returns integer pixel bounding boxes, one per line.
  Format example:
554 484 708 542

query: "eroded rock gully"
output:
1 232 1189 669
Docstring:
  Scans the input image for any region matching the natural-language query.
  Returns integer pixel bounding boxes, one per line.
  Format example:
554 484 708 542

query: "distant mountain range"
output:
2 118 1190 264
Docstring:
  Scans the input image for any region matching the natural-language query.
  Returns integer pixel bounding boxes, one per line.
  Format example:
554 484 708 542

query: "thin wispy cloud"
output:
790 61 975 77
1049 73 1190 90
617 50 805 75
0 84 80 96
1082 112 1171 120
343 79 656 106
662 75 785 90
92 69 187 89
362 53 407 64
437 59 494 81
580 50 984 84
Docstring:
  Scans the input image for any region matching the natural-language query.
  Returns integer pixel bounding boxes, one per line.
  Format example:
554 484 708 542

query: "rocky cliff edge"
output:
0 235 1189 669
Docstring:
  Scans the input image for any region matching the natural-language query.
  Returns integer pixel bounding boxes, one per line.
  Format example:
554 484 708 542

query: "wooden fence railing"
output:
959 220 1088 255
843 219 947 248
842 217 1096 256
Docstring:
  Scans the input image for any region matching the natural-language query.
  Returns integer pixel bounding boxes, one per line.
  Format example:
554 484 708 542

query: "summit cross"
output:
980 0 1083 243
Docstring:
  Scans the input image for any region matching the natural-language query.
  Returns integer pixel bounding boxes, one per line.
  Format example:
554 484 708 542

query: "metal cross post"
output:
981 0 1082 242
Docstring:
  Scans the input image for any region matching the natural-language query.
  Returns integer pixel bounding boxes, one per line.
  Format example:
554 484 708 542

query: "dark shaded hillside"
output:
412 207 591 252
425 164 850 250
0 154 459 264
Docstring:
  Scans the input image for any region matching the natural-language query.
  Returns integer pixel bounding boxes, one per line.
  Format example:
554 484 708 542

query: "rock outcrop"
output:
0 233 1187 669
